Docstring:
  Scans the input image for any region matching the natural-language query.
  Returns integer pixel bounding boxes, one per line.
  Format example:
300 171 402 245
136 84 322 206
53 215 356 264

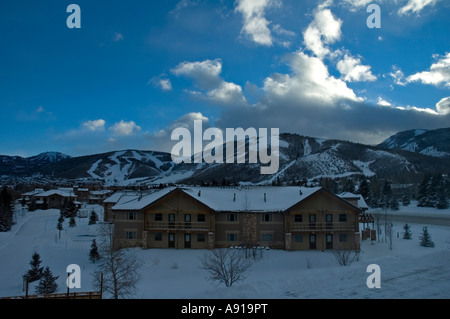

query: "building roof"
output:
111 186 327 213
34 189 77 198
339 192 368 210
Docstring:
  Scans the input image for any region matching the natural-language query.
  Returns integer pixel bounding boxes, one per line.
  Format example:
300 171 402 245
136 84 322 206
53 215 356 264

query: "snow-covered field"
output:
1 204 449 299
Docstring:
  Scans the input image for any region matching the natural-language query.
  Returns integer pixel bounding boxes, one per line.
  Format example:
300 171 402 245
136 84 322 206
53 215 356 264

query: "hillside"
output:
377 128 450 158
1 131 449 186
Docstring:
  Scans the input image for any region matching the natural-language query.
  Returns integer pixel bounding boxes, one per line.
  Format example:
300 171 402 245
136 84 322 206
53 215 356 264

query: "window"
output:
294 234 303 243
197 214 206 222
126 212 136 220
226 233 238 242
294 214 303 223
125 231 137 240
261 233 273 242
185 214 191 222
339 214 347 222
154 214 162 221
197 234 206 242
261 213 273 222
339 234 348 242
227 213 238 222
154 233 162 241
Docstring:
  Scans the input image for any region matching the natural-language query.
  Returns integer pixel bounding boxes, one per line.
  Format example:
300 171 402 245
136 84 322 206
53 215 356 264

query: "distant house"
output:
88 189 113 205
106 186 362 251
30 189 77 210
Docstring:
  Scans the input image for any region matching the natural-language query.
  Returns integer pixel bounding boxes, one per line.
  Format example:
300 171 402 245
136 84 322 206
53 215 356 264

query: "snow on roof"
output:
90 190 113 196
22 189 45 196
339 192 368 209
111 186 323 213
182 186 322 213
34 189 77 198
111 188 175 210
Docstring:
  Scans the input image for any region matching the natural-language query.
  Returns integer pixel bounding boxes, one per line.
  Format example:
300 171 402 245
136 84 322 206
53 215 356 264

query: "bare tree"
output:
372 210 383 243
93 223 142 299
333 248 359 266
200 249 252 287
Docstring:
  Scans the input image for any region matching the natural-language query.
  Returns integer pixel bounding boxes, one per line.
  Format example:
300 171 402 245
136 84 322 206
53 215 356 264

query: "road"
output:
384 213 450 227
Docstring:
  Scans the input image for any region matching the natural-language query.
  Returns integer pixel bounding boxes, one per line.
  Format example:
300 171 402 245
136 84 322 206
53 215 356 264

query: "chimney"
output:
299 189 303 196
233 193 236 202
198 190 201 197
264 193 267 203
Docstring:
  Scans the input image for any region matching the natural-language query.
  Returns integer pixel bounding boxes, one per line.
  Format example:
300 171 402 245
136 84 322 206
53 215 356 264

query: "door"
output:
184 233 191 248
168 233 175 248
169 214 175 228
326 234 333 249
309 234 316 249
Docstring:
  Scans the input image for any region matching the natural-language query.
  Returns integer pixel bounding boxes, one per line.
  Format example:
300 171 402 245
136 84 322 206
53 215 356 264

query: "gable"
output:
288 189 360 214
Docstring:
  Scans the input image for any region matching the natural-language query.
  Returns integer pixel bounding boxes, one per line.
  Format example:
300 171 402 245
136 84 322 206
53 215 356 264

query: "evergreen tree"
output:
417 175 430 207
357 178 370 200
25 252 44 282
28 197 37 212
401 194 410 206
89 239 101 263
88 210 99 225
0 186 14 232
436 184 448 209
381 180 393 209
403 224 412 239
69 216 76 227
419 226 435 247
389 197 399 210
35 267 59 295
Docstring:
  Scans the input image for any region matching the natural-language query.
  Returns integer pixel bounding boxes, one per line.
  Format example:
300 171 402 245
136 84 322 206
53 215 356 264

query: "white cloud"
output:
171 59 222 89
235 0 280 46
377 97 392 107
337 54 377 82
263 51 362 104
436 97 450 115
398 0 440 15
390 66 407 86
172 59 247 106
113 33 124 42
406 53 450 87
82 119 106 132
36 106 45 113
110 120 142 136
303 8 342 58
342 0 375 10
149 75 173 91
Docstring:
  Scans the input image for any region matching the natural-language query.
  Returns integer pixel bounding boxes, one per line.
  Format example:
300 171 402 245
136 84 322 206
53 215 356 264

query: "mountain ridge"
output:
1 129 449 186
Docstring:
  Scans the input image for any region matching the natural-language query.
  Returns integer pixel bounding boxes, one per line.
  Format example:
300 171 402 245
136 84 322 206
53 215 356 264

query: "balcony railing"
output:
147 222 210 231
289 222 355 232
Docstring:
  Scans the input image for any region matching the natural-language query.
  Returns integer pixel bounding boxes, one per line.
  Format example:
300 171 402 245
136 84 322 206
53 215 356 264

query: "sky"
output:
0 0 449 157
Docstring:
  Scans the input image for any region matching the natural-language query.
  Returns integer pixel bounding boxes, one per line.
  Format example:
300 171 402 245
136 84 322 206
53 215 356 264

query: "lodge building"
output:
105 186 364 251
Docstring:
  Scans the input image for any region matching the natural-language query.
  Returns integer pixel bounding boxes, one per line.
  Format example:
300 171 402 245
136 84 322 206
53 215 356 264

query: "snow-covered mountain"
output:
377 128 450 158
1 132 448 186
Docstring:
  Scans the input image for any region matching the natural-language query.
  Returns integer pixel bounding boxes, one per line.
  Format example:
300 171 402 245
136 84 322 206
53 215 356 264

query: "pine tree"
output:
401 194 410 206
89 239 101 263
357 178 370 200
25 252 44 282
436 179 448 209
403 224 412 239
69 216 76 227
88 210 99 225
35 267 59 295
419 226 435 247
417 175 430 207
0 186 14 232
389 197 399 210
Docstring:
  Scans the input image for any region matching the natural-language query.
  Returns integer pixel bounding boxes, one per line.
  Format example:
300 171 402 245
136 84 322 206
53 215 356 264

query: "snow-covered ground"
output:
0 204 449 299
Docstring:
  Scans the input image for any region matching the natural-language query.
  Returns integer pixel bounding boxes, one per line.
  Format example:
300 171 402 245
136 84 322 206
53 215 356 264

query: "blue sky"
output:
0 0 449 157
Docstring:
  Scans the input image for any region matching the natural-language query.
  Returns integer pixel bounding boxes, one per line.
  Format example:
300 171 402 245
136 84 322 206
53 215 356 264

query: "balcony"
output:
147 221 210 231
289 222 355 232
